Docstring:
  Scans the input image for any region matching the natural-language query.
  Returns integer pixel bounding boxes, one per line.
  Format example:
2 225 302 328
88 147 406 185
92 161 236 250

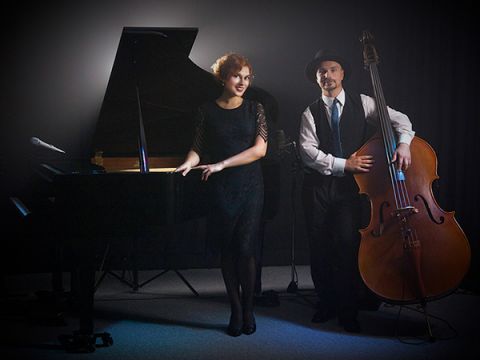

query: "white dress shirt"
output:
299 89 415 176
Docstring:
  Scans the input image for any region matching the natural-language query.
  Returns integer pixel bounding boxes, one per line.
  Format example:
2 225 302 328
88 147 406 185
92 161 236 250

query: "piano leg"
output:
93 229 199 295
78 262 94 335
58 238 113 353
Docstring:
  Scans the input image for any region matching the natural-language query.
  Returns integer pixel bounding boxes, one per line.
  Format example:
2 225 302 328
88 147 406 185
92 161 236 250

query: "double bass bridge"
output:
371 204 418 238
394 206 420 249
394 206 419 217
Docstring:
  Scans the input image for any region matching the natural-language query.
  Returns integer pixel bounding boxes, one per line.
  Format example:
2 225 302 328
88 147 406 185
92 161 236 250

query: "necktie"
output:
331 98 343 157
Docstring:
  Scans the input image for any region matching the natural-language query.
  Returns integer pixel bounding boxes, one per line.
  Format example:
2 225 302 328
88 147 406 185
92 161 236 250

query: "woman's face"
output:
223 66 251 97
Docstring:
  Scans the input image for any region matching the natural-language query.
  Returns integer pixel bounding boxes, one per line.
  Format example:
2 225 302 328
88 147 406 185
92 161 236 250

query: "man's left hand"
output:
392 143 411 171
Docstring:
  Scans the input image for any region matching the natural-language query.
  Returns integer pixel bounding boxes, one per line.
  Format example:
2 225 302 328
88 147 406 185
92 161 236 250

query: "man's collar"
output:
322 89 345 106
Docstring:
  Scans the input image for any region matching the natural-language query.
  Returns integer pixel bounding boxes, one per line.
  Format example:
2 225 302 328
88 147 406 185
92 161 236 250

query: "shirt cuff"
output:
398 134 413 146
332 157 346 176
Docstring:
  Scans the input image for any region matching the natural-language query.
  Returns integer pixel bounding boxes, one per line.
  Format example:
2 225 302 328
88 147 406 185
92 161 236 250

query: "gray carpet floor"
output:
1 266 478 359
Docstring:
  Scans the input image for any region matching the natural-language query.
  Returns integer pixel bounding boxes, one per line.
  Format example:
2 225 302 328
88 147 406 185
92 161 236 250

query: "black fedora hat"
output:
305 49 350 83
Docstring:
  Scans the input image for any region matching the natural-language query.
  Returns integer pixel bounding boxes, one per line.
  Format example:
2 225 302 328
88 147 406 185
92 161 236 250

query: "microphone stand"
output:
280 141 303 294
280 141 317 308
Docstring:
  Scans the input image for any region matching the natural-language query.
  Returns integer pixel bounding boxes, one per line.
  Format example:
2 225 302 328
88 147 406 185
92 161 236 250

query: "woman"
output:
175 53 267 336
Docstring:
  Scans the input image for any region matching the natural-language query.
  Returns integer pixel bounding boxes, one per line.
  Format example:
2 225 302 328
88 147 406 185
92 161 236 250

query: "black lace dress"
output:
192 99 268 257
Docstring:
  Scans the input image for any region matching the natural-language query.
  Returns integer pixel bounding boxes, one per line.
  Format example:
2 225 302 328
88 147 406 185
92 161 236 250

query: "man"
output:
299 49 414 333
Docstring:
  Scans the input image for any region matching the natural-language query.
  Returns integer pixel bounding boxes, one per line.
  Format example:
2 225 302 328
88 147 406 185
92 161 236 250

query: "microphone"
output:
275 130 302 165
30 137 66 154
276 130 295 151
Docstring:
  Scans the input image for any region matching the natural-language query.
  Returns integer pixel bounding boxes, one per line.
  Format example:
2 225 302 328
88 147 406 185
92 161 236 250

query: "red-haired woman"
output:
176 53 267 336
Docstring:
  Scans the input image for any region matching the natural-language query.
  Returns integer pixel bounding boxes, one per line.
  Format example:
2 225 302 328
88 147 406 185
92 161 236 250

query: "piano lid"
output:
92 27 222 158
92 27 279 164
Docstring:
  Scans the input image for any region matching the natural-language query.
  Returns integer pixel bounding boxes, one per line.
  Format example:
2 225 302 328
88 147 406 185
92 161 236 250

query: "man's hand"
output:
392 143 411 171
345 152 374 173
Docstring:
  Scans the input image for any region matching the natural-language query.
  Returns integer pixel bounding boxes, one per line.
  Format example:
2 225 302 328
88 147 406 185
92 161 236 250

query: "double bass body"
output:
355 133 471 303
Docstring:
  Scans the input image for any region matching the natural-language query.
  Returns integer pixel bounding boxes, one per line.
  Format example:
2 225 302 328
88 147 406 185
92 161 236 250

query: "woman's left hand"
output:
195 162 225 181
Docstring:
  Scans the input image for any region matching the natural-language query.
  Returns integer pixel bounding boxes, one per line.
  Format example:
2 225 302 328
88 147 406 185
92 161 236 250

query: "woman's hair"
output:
211 53 253 82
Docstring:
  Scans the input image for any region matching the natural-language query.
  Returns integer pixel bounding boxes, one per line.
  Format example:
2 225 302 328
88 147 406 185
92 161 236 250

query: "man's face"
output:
316 60 344 93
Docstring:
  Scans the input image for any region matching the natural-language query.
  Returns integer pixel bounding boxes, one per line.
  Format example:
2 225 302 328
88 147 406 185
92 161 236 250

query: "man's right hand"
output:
345 152 374 173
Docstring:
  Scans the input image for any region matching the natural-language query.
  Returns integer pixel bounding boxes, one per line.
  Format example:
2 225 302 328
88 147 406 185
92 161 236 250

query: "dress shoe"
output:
242 311 256 335
226 323 242 337
242 322 256 335
242 317 256 335
311 308 336 323
339 317 361 333
226 315 243 337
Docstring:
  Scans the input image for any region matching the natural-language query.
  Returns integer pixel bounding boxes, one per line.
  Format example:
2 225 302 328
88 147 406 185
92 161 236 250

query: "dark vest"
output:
309 91 369 159
303 91 375 188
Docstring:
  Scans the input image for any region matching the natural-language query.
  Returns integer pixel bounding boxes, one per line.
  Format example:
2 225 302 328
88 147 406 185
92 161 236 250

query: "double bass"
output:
354 31 471 307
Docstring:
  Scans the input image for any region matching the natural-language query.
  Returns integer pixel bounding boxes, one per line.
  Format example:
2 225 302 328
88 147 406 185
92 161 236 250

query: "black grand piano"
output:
4 27 280 352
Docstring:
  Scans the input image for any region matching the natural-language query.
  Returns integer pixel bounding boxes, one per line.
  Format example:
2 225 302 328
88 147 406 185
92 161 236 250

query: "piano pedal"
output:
58 331 113 353
95 332 114 347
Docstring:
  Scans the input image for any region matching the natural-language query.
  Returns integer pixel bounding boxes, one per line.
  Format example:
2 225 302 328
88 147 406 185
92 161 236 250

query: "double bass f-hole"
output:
414 194 445 224
371 201 389 237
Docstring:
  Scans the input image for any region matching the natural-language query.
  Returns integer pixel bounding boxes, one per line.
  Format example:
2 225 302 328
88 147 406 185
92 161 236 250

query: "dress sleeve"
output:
255 102 268 142
191 107 206 155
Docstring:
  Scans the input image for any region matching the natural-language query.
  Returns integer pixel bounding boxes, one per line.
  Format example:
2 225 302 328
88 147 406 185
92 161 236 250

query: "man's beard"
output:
321 80 336 91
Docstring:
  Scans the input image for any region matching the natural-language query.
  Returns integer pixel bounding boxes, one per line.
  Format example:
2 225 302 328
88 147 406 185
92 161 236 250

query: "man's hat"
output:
305 48 350 83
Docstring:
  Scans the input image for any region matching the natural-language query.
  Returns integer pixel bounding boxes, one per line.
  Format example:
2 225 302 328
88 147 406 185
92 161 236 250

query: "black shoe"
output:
242 322 256 335
226 315 243 337
226 323 242 337
339 317 361 333
311 308 336 323
242 311 256 335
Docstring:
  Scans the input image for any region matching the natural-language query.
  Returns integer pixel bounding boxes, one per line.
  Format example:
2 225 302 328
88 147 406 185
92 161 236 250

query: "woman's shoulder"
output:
243 98 264 112
195 100 219 118
243 98 260 106
198 99 217 110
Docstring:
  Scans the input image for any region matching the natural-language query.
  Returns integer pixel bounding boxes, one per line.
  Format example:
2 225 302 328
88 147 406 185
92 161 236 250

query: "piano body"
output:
3 27 280 351
92 27 222 172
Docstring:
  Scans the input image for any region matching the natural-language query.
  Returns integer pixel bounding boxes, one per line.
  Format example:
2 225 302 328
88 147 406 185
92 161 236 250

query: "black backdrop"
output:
1 0 478 291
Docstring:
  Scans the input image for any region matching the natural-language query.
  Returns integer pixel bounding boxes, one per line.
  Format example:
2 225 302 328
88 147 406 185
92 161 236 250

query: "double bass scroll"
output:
354 31 471 304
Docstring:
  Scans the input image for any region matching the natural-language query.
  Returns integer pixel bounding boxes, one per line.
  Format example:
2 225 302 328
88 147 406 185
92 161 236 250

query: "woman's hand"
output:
196 162 225 181
175 162 193 176
174 150 201 176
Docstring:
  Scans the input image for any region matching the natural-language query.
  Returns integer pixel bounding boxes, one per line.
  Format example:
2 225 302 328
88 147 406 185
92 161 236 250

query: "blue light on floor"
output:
98 315 429 360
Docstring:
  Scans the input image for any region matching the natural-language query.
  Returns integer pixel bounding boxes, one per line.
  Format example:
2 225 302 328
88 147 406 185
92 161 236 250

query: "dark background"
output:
1 0 478 291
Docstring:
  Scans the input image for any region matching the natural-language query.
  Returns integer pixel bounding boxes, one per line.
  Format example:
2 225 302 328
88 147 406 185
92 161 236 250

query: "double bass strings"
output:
370 64 411 210
370 64 421 255
371 63 420 252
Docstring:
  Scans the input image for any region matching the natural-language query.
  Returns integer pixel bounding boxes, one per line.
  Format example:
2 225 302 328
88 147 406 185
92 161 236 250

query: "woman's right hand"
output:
174 162 192 176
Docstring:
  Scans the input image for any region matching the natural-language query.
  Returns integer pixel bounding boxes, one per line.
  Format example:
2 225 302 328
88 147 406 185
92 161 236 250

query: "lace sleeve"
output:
256 102 268 142
192 108 205 155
